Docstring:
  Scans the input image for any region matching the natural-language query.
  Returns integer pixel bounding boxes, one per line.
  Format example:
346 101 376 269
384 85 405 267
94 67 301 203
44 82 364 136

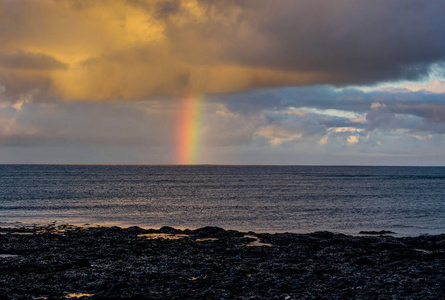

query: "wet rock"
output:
0 225 444 299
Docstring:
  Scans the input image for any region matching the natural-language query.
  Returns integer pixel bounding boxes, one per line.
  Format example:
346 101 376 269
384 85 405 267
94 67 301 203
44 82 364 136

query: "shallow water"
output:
0 165 444 235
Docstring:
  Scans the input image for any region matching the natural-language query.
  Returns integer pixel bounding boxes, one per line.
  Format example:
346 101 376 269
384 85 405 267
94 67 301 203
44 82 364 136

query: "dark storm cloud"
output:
209 0 445 85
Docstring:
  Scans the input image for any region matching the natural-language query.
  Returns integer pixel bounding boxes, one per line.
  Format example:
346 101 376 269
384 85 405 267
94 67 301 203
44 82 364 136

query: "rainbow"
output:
176 92 204 165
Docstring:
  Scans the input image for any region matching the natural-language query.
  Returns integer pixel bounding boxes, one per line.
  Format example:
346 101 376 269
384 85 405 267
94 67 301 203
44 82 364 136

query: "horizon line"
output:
0 163 444 167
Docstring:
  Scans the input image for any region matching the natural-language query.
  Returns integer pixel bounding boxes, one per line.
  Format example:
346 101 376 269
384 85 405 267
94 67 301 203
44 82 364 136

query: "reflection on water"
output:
244 235 273 247
138 233 189 240
65 293 94 299
0 254 20 258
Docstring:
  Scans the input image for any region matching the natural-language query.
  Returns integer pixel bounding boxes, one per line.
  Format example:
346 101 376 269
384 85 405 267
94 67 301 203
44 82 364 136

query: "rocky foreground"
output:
1 225 444 299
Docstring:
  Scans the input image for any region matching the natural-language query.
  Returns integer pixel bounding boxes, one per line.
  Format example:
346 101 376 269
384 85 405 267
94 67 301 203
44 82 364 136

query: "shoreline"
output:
1 224 444 299
0 221 438 237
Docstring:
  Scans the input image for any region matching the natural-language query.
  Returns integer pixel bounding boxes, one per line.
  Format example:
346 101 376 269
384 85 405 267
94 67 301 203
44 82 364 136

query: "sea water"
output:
0 165 444 236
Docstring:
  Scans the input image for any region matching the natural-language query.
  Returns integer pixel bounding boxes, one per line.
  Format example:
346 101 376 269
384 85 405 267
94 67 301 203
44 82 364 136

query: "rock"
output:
159 226 182 234
354 256 377 267
0 225 444 299
309 231 335 239
359 230 396 235
192 226 227 236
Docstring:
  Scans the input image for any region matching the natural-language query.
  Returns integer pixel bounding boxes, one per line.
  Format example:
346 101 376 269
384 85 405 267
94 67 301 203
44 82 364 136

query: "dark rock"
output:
359 230 396 235
309 231 335 239
159 226 182 234
0 225 444 299
373 241 408 250
354 256 377 267
192 226 227 236
126 226 146 234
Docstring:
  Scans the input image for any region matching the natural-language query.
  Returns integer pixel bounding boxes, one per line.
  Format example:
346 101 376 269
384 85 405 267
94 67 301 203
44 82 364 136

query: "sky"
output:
1 0 445 165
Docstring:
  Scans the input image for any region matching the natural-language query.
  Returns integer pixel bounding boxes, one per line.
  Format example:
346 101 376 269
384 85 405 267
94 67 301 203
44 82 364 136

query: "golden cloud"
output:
1 0 444 101
0 0 344 101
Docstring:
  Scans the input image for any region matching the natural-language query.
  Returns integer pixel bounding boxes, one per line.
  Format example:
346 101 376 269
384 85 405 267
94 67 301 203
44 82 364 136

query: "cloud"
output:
1 0 445 165
366 103 396 131
1 0 445 101
201 83 445 163
203 107 263 147
195 0 445 84
403 79 445 94
1 84 445 165
214 82 445 141
0 51 68 70
0 99 178 148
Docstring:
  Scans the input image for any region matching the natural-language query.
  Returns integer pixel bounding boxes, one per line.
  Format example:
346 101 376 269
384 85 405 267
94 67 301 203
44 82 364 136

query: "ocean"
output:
0 165 444 236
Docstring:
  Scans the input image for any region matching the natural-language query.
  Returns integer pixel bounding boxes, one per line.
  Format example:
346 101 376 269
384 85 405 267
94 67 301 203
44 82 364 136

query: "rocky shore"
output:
1 225 444 299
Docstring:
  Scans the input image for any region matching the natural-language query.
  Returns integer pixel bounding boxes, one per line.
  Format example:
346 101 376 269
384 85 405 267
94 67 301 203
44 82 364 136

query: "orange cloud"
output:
1 0 445 102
